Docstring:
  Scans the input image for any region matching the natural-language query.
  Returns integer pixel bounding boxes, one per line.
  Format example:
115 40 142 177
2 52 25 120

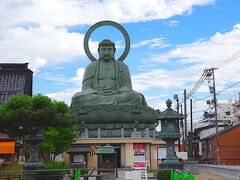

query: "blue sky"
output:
1 0 240 125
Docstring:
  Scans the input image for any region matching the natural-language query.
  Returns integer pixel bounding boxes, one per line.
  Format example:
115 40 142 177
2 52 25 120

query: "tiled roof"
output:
0 63 33 104
201 123 240 140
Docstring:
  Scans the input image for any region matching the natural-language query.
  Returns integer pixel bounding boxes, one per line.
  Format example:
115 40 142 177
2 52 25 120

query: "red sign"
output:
133 144 145 150
133 162 147 169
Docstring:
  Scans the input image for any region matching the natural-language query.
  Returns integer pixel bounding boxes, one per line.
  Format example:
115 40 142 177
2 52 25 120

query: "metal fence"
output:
0 168 159 180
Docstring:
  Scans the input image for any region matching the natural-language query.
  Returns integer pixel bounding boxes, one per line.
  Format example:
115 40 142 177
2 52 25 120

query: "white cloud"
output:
152 24 240 66
71 67 85 85
135 23 240 92
145 95 169 110
0 0 215 72
132 65 202 92
132 37 171 48
0 0 215 27
43 67 84 87
128 23 240 116
165 20 179 27
46 88 78 106
0 26 98 72
30 58 47 73
45 67 85 105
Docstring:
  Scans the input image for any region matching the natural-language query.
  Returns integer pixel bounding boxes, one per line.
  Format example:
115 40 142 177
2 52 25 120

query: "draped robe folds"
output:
71 59 147 106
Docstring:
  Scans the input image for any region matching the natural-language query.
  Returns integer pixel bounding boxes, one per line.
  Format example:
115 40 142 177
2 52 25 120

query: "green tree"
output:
0 94 76 138
39 126 76 162
0 94 77 162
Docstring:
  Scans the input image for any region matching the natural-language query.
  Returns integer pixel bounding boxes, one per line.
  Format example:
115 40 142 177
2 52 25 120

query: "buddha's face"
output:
99 45 115 61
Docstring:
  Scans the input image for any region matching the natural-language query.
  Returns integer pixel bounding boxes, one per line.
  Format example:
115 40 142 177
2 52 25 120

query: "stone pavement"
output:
114 171 231 180
83 170 232 180
195 172 231 180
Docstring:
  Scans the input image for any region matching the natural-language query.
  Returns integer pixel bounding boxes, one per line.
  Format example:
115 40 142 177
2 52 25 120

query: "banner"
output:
133 143 145 162
132 144 147 180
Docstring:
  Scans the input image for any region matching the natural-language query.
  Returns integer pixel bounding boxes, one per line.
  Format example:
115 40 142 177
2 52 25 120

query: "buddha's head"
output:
98 39 116 61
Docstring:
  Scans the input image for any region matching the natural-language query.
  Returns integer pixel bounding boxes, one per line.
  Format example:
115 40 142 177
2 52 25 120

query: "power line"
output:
185 49 240 101
186 71 207 99
192 80 240 103
217 80 240 94
216 49 240 69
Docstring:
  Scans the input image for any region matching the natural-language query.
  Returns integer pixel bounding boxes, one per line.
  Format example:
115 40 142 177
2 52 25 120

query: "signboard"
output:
133 144 145 162
133 162 147 169
18 156 25 165
133 144 144 149
132 144 147 180
140 170 147 179
125 170 147 180
125 171 139 179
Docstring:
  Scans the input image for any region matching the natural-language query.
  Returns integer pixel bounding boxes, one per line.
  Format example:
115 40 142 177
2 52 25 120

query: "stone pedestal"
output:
24 135 44 180
159 159 183 170
24 135 44 169
159 140 183 170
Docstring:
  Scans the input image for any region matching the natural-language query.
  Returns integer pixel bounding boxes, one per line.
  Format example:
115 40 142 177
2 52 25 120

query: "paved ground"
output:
68 170 232 180
114 171 231 180
195 172 230 180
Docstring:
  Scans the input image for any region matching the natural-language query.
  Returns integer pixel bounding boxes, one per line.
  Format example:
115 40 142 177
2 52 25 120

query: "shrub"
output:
34 161 69 180
157 169 172 180
46 161 69 169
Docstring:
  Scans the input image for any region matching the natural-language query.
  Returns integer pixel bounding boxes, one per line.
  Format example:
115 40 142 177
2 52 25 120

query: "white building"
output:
232 93 240 125
199 101 235 126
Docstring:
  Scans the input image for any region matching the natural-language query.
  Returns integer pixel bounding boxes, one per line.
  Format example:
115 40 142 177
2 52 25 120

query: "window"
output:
72 154 85 163
202 143 206 153
208 142 213 152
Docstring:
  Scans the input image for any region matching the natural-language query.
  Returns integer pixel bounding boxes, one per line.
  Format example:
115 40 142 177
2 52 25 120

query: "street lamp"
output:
174 95 181 152
173 94 179 113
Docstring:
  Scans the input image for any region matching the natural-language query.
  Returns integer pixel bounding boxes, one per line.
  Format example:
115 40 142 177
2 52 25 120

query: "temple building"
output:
0 63 33 104
0 63 33 163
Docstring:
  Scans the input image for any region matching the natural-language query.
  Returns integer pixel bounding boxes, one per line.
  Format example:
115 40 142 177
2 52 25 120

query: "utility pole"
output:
189 99 193 159
180 104 184 152
190 99 193 135
174 94 181 151
205 68 220 165
184 89 188 152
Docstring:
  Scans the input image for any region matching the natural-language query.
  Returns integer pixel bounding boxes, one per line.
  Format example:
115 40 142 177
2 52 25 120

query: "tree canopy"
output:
0 94 76 138
39 126 76 162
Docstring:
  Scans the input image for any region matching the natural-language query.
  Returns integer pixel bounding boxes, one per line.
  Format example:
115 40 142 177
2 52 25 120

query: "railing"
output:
0 168 159 180
198 164 240 180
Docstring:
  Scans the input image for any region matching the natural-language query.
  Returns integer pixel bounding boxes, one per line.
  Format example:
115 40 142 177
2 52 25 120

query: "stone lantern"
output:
159 99 184 169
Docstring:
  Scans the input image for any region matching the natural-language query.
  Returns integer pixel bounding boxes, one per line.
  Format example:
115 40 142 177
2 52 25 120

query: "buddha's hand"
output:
118 87 130 92
97 90 118 96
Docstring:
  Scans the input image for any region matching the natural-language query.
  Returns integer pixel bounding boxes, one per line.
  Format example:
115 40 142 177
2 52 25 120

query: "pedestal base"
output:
23 162 43 180
159 159 183 170
24 161 43 170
